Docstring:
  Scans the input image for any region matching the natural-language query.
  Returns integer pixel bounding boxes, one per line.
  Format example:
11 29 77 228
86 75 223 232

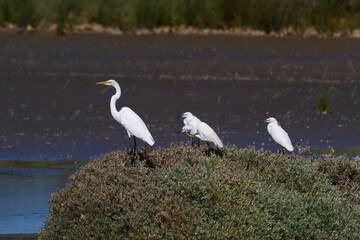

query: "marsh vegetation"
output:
40 145 360 239
2 0 360 35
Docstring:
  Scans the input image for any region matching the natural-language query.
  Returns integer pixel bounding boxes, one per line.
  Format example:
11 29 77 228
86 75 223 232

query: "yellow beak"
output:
96 81 110 85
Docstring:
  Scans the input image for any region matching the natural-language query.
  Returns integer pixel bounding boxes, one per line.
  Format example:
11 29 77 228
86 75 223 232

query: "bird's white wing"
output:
183 124 192 132
118 107 155 146
197 122 223 147
188 123 199 137
269 125 294 151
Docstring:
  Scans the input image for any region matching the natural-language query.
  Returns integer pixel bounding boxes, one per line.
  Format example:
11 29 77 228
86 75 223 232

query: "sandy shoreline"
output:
2 23 360 38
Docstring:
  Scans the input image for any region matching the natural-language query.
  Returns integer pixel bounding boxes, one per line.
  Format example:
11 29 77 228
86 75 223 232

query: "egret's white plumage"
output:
181 112 223 148
182 112 201 138
96 79 154 146
118 107 154 145
262 117 294 152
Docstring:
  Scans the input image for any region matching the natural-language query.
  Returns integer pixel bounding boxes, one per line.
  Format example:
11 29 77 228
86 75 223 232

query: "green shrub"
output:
315 154 360 205
40 145 360 239
2 0 360 33
0 0 38 27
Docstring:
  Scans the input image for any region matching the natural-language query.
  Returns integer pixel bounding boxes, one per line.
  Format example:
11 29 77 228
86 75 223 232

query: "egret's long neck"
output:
267 121 277 133
110 83 121 119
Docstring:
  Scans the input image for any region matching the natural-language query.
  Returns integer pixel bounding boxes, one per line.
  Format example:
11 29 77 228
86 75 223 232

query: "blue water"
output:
0 160 88 234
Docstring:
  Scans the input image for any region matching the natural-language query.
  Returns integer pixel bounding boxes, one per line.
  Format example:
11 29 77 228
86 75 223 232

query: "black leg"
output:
207 142 210 147
128 137 133 154
144 143 147 158
282 147 285 154
133 136 137 157
130 136 137 166
198 138 200 147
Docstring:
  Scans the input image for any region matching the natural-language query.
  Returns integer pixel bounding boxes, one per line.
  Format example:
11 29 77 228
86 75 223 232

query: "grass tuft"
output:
316 85 332 115
39 145 360 239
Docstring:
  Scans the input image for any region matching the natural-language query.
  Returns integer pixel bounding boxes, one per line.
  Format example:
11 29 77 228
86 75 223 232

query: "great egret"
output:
178 112 223 148
96 79 154 164
258 117 294 153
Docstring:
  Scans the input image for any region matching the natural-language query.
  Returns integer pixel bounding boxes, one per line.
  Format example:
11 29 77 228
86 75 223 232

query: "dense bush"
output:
316 153 360 205
40 145 360 239
1 0 360 34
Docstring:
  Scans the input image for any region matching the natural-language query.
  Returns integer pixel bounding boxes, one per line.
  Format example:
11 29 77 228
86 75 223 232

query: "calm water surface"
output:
1 33 360 234
0 160 88 234
1 147 360 234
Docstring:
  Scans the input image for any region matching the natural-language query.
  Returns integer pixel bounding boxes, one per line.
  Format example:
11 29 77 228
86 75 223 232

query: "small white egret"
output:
96 79 154 164
178 112 201 146
178 112 223 148
178 121 201 146
258 117 294 153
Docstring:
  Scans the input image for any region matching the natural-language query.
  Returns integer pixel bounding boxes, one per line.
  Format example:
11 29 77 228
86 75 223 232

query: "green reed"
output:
1 0 360 34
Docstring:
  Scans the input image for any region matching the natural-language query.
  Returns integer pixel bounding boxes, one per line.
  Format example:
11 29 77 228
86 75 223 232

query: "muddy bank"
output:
3 24 360 38
0 233 38 240
0 33 359 160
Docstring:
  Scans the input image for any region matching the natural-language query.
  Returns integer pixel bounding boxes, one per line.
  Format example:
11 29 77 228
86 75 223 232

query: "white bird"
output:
179 112 223 148
258 117 294 152
96 79 154 163
178 114 201 146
